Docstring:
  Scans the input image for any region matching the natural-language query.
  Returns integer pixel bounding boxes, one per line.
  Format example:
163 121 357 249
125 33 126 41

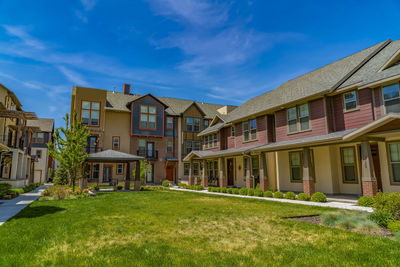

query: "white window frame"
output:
382 83 400 114
343 90 358 112
287 103 310 133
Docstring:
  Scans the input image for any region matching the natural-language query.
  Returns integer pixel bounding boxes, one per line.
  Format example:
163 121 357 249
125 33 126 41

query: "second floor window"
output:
205 133 218 148
140 105 157 130
204 120 209 128
231 126 235 137
36 150 42 159
383 83 400 113
243 119 257 142
186 117 200 132
343 91 358 111
112 137 120 150
166 117 173 129
32 132 44 143
81 101 100 126
186 140 200 154
287 104 310 133
138 139 146 152
167 140 173 153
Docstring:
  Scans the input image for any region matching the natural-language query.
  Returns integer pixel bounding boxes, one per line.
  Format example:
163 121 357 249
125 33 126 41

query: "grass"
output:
0 190 399 266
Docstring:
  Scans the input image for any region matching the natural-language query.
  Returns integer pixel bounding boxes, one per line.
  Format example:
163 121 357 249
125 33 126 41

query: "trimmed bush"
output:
373 192 400 220
194 185 204 191
388 220 400 234
254 189 264 197
178 183 185 188
358 196 374 207
10 188 24 195
264 191 273 198
208 186 214 192
368 210 394 227
273 191 284 199
311 192 327 202
221 187 227 193
227 188 233 194
247 188 255 196
298 193 310 201
239 188 248 195
232 188 240 195
284 192 296 200
162 180 170 187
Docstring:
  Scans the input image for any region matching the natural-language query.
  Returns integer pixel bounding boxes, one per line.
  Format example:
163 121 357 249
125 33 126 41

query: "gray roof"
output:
87 149 144 162
340 39 400 88
27 118 54 132
106 92 236 119
183 144 262 161
197 122 225 136
224 40 388 123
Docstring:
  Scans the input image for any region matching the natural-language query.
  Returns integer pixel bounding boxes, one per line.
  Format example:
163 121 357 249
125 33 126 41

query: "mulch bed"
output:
285 215 393 238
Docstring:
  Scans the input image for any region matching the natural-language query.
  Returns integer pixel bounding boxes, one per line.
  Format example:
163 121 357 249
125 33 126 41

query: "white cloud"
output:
80 0 97 11
57 65 88 86
2 25 46 50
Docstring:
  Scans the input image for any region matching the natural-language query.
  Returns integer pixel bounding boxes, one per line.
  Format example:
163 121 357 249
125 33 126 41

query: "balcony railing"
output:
137 149 158 160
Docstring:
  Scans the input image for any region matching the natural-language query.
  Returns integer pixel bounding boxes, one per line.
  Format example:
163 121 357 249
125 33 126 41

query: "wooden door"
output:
166 166 174 181
371 144 383 192
227 158 234 186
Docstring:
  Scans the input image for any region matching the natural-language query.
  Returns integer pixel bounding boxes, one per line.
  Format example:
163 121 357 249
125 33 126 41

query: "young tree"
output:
47 112 90 191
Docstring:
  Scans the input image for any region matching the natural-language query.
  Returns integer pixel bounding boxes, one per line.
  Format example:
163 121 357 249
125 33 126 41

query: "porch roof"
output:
183 144 262 161
198 122 226 136
87 150 145 162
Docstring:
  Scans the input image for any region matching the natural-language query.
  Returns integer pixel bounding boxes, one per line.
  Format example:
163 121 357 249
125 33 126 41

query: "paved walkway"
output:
0 184 52 226
170 187 374 212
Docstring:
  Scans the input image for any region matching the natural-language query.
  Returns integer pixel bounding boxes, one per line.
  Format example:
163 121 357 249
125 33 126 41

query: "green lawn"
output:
0 190 399 266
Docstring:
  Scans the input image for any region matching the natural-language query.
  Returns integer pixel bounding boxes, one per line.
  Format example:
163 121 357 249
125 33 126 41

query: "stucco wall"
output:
104 111 131 153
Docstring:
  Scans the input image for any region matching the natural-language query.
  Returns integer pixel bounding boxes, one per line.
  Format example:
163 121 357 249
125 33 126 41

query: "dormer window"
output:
140 105 157 130
382 83 400 114
343 91 358 111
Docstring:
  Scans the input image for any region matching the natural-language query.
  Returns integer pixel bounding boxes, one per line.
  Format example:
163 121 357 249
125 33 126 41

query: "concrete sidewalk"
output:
170 187 374 213
0 184 52 226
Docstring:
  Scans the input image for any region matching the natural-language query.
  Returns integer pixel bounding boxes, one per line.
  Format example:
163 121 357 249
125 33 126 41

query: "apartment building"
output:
70 85 234 185
27 118 55 183
184 39 400 197
0 83 38 188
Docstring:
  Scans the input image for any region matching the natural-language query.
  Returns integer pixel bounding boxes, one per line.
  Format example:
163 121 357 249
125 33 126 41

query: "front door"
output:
103 166 112 183
147 142 154 158
166 166 174 181
371 144 383 192
227 158 234 186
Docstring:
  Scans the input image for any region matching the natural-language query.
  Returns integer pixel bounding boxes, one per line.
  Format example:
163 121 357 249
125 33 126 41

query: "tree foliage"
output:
47 112 90 191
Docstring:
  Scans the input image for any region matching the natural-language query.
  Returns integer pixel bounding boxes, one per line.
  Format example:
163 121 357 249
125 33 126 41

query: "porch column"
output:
245 156 252 189
134 161 141 191
98 163 104 185
10 150 18 180
302 148 315 196
361 140 378 197
125 162 131 190
218 157 227 187
259 152 269 191
201 160 208 187
188 160 194 186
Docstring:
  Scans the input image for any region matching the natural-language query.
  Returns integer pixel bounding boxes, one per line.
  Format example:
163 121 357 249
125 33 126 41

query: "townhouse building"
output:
185 39 400 197
70 85 234 185
0 84 38 188
27 118 55 183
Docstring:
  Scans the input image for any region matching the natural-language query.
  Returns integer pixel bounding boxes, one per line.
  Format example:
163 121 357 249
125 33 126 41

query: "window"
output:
289 151 302 182
207 160 219 179
204 134 218 149
193 163 199 176
251 156 259 178
112 136 120 150
383 83 400 113
186 141 192 155
32 133 44 144
92 164 99 179
138 139 146 155
204 120 209 128
36 150 42 159
193 141 200 151
140 105 157 130
184 163 190 175
388 143 400 183
343 91 358 111
81 101 100 126
186 141 200 155
117 164 124 175
231 126 235 137
186 117 200 132
204 136 209 149
212 134 217 147
243 119 257 142
167 140 173 153
166 117 173 129
287 104 310 133
341 147 357 183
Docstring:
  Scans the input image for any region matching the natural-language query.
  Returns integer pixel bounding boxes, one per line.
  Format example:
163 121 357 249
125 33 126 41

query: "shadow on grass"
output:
12 206 66 220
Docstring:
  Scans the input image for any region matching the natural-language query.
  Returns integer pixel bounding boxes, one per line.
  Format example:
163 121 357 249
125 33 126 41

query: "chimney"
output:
123 84 131 95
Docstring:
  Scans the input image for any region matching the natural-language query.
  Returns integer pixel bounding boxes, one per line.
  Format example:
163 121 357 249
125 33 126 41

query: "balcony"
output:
86 146 103 154
137 149 158 160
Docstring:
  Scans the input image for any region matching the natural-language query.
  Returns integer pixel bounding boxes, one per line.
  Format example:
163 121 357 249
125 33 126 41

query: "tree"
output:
53 164 69 185
47 112 90 191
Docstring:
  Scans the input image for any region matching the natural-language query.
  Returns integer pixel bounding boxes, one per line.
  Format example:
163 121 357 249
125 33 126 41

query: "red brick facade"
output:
362 181 378 197
303 180 315 197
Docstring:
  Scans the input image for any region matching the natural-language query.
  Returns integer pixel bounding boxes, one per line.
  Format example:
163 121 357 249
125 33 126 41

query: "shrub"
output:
208 186 214 192
273 191 284 199
388 220 400 234
358 196 374 207
284 192 296 200
178 183 185 188
368 211 394 227
53 164 69 185
311 192 327 202
373 192 400 220
263 191 273 197
162 180 170 187
247 189 255 196
232 188 240 195
227 188 233 194
10 188 24 195
194 185 204 191
254 189 264 197
255 183 260 189
321 210 379 232
221 187 227 193
239 188 248 195
298 193 310 201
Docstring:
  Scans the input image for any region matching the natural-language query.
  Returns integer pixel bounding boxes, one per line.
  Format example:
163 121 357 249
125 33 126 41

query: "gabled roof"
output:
87 149 144 162
224 40 389 123
27 118 54 132
197 122 225 136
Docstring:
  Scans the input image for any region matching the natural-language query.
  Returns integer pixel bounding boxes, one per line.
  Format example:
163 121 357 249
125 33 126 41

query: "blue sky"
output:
0 0 399 127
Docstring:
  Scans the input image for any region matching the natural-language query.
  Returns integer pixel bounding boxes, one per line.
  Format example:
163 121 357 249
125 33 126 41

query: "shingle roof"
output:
197 122 225 136
106 91 236 119
224 40 388 123
87 149 144 162
27 118 54 132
